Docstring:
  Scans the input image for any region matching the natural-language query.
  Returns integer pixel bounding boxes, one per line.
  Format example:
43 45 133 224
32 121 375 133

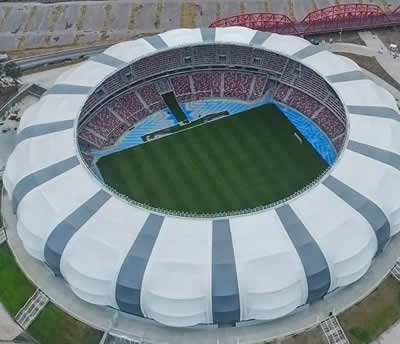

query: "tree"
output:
4 62 22 90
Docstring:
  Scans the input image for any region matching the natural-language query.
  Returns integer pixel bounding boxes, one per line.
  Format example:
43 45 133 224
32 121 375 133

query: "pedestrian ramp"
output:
391 260 400 282
15 289 49 329
0 227 6 244
320 316 350 344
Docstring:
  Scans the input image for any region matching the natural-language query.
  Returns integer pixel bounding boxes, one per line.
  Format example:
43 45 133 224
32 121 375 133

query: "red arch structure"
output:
209 3 400 36
209 13 298 34
300 4 391 34
393 4 400 17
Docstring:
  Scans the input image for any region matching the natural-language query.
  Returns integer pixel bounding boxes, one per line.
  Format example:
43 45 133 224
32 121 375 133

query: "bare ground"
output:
308 30 366 46
0 87 17 107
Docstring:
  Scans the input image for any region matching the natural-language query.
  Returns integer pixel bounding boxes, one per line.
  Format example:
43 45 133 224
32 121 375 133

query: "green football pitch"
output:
97 104 328 214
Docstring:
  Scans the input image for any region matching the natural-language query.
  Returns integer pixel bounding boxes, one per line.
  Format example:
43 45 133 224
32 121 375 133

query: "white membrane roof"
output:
4 27 400 328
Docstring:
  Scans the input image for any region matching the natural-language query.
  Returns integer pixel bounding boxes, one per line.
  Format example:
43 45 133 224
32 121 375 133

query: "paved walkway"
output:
0 302 22 341
15 289 48 330
359 31 400 84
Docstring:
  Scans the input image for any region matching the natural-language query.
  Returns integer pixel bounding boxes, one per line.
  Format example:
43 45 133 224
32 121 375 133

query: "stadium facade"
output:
4 28 400 328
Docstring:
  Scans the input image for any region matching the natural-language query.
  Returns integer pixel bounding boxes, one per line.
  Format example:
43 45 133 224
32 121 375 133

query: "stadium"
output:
3 27 400 329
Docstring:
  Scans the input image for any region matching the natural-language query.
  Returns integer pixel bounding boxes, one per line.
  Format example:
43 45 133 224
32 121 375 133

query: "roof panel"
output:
275 205 331 303
60 197 149 307
215 27 257 45
5 129 75 194
336 79 398 109
55 60 115 87
141 217 213 326
348 114 400 154
16 165 101 261
290 184 376 290
230 211 307 321
262 34 310 56
331 149 399 236
44 190 111 274
116 213 164 318
104 39 157 63
302 51 359 76
160 28 203 47
17 102 41 134
18 94 87 131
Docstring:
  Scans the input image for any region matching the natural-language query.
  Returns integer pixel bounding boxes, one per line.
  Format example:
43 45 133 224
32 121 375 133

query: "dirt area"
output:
339 276 400 344
308 30 366 46
335 52 400 91
0 87 17 108
0 93 16 108
273 327 326 344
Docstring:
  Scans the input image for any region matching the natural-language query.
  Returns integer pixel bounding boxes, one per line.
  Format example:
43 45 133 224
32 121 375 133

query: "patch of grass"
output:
349 327 371 343
339 276 400 344
0 179 3 227
0 244 36 316
335 52 400 92
98 104 327 214
29 303 103 344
